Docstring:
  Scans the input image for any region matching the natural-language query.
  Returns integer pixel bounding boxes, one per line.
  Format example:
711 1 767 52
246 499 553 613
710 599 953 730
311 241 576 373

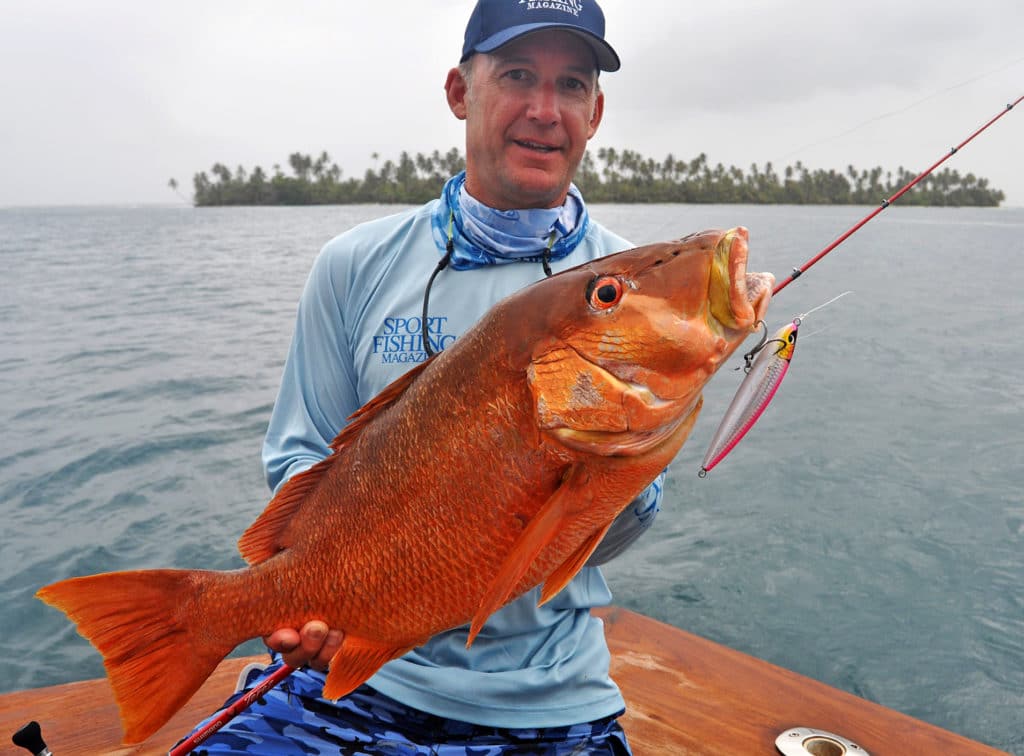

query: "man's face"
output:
447 30 604 210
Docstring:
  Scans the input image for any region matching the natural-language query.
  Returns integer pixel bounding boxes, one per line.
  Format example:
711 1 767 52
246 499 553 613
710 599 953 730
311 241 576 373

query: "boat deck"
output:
1 607 1007 754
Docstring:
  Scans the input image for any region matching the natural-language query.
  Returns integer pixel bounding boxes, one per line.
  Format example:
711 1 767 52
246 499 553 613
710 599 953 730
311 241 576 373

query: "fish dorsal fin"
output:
322 637 414 701
538 520 613 606
239 358 436 565
237 461 330 564
329 357 434 453
467 464 591 646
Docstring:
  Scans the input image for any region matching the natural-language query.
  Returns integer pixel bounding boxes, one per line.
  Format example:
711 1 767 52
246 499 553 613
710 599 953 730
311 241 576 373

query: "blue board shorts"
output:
177 660 633 755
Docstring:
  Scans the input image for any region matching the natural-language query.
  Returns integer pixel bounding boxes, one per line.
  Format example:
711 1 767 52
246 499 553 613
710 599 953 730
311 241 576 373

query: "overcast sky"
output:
1 0 1021 208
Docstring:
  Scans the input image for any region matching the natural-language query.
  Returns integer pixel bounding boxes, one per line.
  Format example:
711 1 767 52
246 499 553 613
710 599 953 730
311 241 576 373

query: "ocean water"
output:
1 203 1021 753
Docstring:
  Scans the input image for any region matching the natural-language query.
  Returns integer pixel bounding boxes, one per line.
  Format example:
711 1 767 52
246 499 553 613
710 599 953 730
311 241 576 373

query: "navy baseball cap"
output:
461 0 620 72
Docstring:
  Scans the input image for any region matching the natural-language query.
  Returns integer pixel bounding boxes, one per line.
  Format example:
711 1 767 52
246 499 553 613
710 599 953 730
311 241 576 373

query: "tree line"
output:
179 147 1006 207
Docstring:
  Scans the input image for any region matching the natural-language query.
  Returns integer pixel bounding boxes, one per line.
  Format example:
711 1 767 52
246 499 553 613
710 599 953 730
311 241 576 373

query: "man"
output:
190 1 663 752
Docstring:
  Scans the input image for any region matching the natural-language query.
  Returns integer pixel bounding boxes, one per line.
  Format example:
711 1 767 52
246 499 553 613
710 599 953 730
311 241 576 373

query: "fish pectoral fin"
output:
322 637 413 701
538 521 613 606
528 346 630 434
467 465 590 647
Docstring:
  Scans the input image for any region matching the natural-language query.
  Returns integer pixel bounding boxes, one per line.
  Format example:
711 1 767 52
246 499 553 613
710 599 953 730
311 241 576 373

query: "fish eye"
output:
587 276 623 310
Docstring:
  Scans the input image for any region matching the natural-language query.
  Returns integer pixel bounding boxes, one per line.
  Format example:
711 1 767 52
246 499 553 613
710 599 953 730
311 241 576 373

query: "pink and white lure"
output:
698 292 850 477
698 319 798 477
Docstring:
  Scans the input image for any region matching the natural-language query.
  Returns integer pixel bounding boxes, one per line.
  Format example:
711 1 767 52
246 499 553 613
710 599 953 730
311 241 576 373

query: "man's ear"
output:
587 89 605 139
445 67 469 121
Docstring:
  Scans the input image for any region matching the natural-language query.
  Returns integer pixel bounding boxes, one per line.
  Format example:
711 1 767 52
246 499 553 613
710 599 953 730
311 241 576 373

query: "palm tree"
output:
167 177 189 203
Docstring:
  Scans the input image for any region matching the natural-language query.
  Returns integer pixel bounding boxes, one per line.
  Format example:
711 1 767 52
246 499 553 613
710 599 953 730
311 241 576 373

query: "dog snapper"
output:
38 227 773 743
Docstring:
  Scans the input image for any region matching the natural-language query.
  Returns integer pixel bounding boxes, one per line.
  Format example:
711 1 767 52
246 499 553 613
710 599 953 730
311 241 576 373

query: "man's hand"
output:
264 621 344 671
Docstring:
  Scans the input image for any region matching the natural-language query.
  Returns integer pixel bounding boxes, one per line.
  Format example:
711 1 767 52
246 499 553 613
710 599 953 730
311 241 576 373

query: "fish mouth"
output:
708 227 773 331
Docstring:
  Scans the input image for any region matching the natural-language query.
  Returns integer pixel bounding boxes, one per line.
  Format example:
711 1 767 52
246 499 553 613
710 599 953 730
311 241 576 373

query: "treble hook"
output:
739 319 793 373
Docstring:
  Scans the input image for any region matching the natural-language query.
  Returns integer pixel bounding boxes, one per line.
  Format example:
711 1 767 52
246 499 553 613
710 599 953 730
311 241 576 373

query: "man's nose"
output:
526 82 559 124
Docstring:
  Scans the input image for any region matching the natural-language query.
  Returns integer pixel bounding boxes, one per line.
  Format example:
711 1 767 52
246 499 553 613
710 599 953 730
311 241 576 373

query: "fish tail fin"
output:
37 569 236 744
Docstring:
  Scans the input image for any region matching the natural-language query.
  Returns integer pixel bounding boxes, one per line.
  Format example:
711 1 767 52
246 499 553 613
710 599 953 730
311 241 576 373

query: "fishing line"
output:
791 325 828 342
778 56 1024 161
797 290 853 319
773 94 1022 295
739 291 852 370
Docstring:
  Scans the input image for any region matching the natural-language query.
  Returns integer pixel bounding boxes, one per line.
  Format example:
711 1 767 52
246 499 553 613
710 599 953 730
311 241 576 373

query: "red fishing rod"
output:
773 94 1022 295
167 664 295 756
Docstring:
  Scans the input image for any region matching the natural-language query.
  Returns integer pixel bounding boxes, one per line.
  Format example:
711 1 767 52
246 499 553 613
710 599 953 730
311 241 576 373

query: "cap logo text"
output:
519 0 584 17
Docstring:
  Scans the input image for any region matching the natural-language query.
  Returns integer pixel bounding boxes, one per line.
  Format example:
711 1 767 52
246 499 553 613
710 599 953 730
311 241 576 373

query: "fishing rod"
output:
773 94 1022 295
168 664 295 756
699 94 1022 475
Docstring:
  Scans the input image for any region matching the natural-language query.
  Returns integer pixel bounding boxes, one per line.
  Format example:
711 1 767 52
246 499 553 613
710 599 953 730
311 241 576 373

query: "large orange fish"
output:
38 227 773 744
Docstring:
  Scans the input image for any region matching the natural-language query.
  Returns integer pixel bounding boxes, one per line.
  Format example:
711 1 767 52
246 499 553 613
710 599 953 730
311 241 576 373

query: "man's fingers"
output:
278 620 327 668
262 621 342 670
264 628 301 654
309 628 344 672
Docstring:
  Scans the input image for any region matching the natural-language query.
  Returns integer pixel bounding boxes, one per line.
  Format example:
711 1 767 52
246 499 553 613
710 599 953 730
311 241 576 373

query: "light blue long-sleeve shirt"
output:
261 201 665 728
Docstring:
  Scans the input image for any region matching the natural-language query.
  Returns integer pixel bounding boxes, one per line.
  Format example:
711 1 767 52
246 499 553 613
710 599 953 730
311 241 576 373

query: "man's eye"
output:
562 77 590 95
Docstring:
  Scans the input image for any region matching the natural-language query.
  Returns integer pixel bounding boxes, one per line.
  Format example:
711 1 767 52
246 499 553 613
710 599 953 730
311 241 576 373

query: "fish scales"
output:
37 227 773 744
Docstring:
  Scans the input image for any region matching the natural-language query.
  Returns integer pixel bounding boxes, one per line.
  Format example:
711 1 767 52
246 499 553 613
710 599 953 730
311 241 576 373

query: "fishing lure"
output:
698 292 850 477
698 318 799 477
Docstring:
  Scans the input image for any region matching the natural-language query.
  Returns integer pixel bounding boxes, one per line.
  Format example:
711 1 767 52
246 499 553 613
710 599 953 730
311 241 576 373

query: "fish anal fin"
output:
322 637 412 700
467 465 590 647
529 347 629 433
238 461 330 565
538 521 613 606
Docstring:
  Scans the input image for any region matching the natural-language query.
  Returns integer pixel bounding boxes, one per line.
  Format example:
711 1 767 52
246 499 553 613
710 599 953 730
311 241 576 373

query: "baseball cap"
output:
461 0 620 72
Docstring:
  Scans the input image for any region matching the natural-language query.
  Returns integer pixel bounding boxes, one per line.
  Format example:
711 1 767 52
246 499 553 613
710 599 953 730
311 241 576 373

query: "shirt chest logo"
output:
372 315 457 364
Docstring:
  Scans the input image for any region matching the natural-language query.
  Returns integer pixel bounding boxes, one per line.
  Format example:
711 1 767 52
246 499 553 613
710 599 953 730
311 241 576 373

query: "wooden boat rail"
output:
0 607 1008 755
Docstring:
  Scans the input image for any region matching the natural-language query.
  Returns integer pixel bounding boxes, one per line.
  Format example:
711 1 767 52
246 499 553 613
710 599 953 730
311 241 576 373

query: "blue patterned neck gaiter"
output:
430 172 590 271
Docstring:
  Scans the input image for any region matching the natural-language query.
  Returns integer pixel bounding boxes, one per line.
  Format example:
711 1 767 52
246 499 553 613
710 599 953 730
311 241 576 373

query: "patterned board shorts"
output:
175 661 633 755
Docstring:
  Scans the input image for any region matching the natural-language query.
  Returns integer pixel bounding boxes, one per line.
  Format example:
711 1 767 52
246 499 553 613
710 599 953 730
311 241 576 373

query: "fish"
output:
37 227 774 744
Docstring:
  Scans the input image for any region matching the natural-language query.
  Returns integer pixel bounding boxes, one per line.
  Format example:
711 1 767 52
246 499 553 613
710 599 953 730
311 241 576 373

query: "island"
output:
174 148 1006 207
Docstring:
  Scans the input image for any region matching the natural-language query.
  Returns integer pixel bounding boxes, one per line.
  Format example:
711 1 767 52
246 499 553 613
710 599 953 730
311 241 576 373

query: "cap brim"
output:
467 22 620 72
